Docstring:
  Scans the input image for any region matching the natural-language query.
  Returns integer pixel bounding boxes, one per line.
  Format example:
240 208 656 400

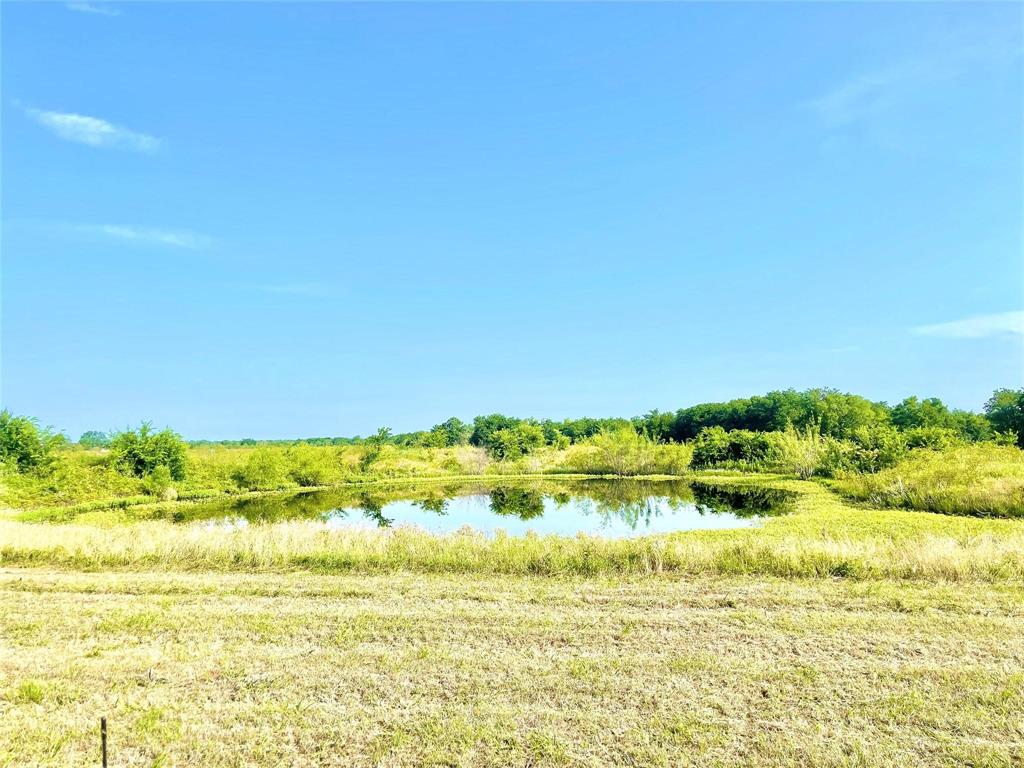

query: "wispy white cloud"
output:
807 24 1022 138
913 310 1024 339
66 2 121 16
808 65 925 129
22 106 160 152
83 224 213 250
248 283 330 296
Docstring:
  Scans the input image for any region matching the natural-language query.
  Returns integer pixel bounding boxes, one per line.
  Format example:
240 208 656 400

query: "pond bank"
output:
2 481 1021 581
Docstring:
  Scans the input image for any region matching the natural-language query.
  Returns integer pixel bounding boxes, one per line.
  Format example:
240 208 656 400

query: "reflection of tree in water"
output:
576 496 660 530
690 482 795 518
489 487 545 520
572 480 694 530
171 480 477 526
570 479 793 529
171 490 344 524
172 476 793 531
415 496 449 515
355 493 394 527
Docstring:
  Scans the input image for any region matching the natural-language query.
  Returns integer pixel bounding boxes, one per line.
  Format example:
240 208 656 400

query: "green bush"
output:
486 424 545 460
0 410 59 472
994 431 1020 447
233 448 287 491
690 427 782 470
815 438 856 478
650 442 693 475
847 425 906 473
286 445 339 487
109 424 187 480
142 465 175 497
689 427 731 468
903 426 960 451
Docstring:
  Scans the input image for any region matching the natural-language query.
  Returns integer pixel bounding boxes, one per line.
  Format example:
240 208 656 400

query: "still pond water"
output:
181 479 795 538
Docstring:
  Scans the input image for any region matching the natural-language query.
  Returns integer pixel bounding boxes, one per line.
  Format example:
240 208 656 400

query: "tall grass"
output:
833 443 1024 517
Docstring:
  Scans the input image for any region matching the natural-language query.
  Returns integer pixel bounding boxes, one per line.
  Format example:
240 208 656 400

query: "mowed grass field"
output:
1 569 1022 767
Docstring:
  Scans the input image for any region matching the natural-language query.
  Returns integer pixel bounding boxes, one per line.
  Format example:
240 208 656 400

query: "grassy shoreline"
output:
2 479 1021 581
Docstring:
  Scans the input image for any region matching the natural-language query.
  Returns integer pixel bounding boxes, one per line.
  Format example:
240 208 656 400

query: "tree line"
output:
2 387 1022 477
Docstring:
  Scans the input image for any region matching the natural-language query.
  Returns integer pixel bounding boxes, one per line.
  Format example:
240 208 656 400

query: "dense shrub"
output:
690 427 783 469
359 427 396 471
109 424 187 480
903 426 960 451
486 424 545 460
688 423 909 478
847 425 906 473
689 426 732 468
142 465 175 497
286 445 339 487
814 438 856 478
0 410 59 472
234 448 287 490
650 442 693 475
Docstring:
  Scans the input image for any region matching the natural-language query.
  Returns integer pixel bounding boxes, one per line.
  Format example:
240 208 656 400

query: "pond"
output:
174 479 796 538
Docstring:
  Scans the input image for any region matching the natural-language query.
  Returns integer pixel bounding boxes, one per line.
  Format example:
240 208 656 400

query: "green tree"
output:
808 389 889 439
469 414 521 447
427 417 470 447
109 423 188 480
634 410 674 442
984 388 1024 447
360 427 395 471
78 430 111 448
948 411 992 442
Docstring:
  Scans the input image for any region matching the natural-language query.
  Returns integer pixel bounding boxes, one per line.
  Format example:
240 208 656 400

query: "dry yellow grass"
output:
1 568 1021 767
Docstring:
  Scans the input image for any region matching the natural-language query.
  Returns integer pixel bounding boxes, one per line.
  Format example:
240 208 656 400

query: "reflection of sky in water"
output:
317 493 764 538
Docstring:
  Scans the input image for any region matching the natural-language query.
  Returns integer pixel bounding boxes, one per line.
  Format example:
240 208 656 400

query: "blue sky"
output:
2 2 1022 439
